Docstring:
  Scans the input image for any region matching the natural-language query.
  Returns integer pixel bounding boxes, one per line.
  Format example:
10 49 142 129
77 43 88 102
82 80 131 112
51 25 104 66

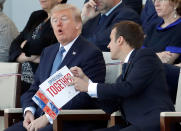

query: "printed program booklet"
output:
32 66 79 120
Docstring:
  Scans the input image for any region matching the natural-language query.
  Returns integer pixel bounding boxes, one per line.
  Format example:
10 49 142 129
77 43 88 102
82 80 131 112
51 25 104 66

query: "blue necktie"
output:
50 47 65 75
99 14 107 25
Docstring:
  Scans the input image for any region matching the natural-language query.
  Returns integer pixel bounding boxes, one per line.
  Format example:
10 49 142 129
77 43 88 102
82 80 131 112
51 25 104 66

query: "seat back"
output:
103 52 121 83
175 69 181 112
0 62 21 130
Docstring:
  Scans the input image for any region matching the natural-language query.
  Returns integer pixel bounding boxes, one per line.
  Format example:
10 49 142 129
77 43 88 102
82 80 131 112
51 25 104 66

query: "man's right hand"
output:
70 66 89 82
23 111 34 130
81 0 100 24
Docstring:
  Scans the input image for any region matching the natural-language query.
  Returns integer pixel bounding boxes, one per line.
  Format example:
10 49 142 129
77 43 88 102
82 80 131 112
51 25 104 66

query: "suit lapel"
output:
45 43 59 78
122 50 137 80
59 36 82 69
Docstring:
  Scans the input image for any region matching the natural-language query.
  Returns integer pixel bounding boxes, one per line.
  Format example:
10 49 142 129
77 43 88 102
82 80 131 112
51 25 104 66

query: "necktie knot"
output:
59 47 65 54
50 46 65 75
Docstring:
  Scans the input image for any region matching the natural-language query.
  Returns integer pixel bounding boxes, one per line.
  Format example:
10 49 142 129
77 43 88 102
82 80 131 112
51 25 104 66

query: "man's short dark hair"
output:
113 21 144 49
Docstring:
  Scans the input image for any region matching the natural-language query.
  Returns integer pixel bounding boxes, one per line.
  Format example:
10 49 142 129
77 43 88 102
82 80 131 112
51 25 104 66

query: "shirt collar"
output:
59 36 79 52
104 0 122 16
124 49 134 63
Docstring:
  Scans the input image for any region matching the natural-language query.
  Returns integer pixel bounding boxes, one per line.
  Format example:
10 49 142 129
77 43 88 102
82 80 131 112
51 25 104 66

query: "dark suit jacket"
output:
82 3 140 51
96 49 174 131
21 36 106 118
122 0 142 15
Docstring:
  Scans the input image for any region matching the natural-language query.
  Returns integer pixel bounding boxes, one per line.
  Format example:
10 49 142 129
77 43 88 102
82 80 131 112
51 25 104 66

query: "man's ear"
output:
117 36 124 46
75 22 82 30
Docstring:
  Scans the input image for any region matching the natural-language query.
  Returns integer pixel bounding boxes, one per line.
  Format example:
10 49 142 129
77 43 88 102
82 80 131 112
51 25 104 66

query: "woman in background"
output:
143 0 181 104
9 0 67 94
143 0 181 64
0 0 19 62
141 0 162 34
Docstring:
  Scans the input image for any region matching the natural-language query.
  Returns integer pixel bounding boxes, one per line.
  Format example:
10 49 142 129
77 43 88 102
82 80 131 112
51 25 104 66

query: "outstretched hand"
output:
69 66 89 92
70 66 89 82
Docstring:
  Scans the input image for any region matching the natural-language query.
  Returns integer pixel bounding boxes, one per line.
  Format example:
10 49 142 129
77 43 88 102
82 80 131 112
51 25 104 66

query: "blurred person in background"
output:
143 0 181 64
84 0 142 15
81 0 140 51
9 0 67 94
143 0 181 103
141 0 162 34
0 0 19 62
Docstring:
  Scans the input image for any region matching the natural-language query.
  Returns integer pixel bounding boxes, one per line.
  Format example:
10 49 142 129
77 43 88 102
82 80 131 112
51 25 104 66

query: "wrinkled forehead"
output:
51 9 73 19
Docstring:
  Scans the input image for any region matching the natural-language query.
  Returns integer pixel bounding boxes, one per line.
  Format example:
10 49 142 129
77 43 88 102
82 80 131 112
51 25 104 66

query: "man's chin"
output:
111 56 116 60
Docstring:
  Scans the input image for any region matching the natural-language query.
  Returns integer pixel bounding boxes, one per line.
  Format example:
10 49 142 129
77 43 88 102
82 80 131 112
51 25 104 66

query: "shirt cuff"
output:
45 113 53 124
24 107 36 116
88 80 98 98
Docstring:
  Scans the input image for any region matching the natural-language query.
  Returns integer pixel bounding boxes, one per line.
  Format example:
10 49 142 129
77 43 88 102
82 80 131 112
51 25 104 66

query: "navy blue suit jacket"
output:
21 36 106 117
82 3 140 51
97 49 174 131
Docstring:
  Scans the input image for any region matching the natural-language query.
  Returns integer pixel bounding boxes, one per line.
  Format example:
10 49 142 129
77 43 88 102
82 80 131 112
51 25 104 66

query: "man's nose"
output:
56 19 63 26
107 43 110 49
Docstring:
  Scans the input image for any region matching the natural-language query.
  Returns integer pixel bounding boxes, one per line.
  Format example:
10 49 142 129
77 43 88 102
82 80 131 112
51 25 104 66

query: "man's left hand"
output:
28 114 49 131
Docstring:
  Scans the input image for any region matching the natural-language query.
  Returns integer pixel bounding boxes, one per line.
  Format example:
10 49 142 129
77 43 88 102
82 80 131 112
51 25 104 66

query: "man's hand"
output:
28 114 49 131
69 66 89 92
81 0 100 24
71 76 89 92
70 66 89 82
23 111 34 130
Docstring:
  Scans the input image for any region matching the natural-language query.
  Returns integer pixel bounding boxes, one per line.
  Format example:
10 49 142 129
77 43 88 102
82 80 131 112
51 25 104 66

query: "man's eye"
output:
52 18 58 23
61 17 68 21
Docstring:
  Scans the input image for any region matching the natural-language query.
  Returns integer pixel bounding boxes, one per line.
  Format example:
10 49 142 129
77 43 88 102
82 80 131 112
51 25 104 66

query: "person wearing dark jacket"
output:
5 4 106 131
84 0 142 14
70 21 175 131
81 0 140 51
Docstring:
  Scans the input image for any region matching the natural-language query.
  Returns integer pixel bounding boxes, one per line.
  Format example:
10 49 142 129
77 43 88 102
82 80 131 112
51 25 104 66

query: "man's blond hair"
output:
51 4 82 24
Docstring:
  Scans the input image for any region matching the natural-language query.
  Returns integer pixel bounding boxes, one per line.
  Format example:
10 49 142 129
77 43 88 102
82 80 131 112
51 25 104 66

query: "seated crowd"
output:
1 0 181 131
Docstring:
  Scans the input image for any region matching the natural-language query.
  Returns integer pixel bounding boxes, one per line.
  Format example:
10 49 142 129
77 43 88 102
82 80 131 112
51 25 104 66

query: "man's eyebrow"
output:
60 15 68 17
